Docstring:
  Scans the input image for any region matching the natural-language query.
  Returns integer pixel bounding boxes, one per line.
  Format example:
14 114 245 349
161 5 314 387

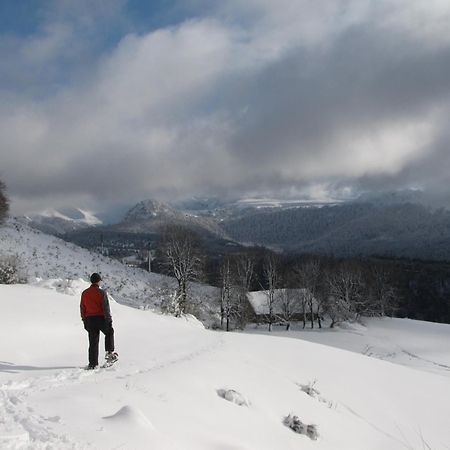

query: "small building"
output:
121 254 143 268
246 288 319 325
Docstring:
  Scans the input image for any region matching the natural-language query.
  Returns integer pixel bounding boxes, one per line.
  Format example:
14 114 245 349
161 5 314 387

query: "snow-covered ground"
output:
246 319 450 377
1 283 450 450
0 219 218 314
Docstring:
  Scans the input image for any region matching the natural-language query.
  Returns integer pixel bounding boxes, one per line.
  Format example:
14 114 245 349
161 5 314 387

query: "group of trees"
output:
250 255 399 332
155 222 400 331
321 261 397 327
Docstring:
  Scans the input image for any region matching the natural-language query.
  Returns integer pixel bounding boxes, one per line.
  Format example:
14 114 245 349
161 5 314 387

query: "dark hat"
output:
90 273 102 283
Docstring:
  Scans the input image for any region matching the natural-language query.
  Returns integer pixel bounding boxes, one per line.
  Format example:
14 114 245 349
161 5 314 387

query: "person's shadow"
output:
0 361 78 373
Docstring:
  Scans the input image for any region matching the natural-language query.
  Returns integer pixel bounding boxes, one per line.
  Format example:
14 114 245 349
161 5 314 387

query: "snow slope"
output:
0 219 218 314
247 319 450 377
1 284 450 450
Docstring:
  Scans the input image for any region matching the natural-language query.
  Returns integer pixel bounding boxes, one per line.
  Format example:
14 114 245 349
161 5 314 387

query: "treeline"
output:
152 225 450 330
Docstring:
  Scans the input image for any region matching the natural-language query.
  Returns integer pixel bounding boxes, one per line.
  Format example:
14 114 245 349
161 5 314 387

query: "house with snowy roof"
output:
246 288 320 327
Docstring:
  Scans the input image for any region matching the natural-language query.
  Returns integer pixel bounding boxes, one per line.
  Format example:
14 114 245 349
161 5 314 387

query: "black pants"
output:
83 316 114 367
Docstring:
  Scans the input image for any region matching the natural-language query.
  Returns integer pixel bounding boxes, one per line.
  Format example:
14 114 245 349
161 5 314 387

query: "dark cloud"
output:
1 0 450 214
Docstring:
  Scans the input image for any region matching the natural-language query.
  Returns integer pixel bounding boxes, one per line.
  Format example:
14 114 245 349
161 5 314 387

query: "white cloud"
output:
1 0 450 214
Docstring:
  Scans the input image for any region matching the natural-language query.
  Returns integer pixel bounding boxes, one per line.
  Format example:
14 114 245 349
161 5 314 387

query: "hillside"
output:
24 208 102 236
1 284 449 449
221 203 450 259
0 219 218 315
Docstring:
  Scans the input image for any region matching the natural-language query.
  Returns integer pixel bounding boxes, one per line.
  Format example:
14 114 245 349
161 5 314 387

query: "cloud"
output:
1 0 450 214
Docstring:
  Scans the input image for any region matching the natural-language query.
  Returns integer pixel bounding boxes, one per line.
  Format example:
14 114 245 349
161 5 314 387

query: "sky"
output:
1 0 450 215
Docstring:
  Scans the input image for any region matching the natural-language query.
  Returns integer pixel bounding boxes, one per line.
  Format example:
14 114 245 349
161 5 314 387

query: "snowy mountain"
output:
25 208 102 236
1 283 449 449
123 199 179 223
113 199 230 239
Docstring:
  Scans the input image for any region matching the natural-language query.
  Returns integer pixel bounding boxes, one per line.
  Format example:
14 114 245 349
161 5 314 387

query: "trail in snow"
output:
0 328 224 450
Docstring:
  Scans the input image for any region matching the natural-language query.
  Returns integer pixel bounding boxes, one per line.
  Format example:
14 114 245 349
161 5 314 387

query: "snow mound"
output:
217 389 250 407
32 277 89 297
181 314 206 329
103 405 155 430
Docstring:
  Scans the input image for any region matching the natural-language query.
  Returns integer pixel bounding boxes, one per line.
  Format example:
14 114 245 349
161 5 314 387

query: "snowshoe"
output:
102 351 118 368
105 351 118 362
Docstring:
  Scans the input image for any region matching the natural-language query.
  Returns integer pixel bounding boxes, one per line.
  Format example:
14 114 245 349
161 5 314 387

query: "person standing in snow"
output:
80 273 118 369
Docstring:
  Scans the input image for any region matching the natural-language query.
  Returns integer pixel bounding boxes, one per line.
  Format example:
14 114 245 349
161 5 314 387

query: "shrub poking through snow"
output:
217 389 250 407
299 379 320 398
283 414 318 440
297 380 335 409
0 256 24 284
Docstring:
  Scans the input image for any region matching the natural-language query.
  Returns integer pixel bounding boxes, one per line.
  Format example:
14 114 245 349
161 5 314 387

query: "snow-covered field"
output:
1 283 450 450
247 319 450 377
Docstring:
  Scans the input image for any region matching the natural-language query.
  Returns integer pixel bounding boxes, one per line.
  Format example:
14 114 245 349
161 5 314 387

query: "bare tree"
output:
161 225 203 316
296 287 308 329
368 264 398 317
263 253 281 332
235 253 254 292
294 259 321 328
0 179 9 224
277 289 301 330
220 257 235 331
325 262 366 327
233 253 255 329
218 254 255 331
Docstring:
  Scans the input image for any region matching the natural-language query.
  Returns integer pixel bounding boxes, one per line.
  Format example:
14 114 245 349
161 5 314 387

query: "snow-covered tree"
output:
161 225 203 316
325 262 366 327
219 257 235 331
0 256 23 284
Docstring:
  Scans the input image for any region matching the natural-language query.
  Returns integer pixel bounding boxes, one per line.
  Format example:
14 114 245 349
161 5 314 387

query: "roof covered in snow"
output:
247 288 316 315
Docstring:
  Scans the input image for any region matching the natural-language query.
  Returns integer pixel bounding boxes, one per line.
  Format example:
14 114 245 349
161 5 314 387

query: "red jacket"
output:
80 284 112 320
